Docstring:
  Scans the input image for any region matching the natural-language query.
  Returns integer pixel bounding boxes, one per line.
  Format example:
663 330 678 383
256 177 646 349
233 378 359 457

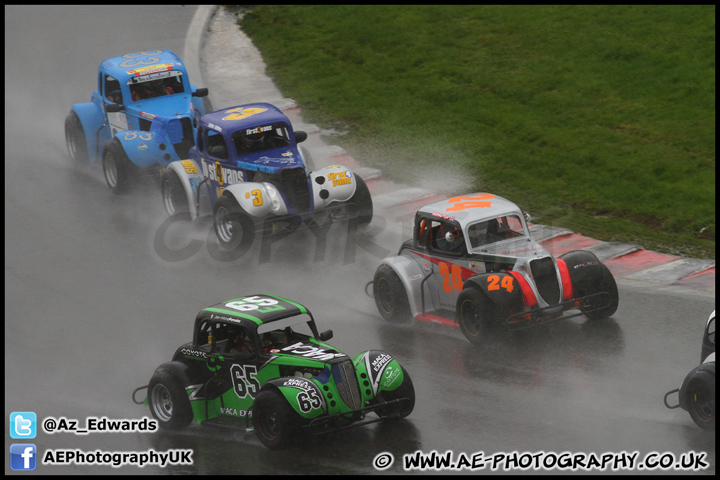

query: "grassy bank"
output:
238 5 715 258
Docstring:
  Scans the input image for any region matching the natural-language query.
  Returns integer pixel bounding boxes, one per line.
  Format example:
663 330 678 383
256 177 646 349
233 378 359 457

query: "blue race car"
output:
161 103 373 253
64 49 211 193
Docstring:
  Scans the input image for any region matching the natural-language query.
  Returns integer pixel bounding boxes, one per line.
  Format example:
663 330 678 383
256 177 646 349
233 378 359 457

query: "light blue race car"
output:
64 49 211 193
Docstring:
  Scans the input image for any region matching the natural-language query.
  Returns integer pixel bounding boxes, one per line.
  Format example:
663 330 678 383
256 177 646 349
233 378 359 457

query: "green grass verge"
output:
237 5 715 259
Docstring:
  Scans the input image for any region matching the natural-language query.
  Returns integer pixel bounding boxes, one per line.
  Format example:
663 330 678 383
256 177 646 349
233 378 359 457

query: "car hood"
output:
236 147 305 174
126 95 194 120
268 339 348 363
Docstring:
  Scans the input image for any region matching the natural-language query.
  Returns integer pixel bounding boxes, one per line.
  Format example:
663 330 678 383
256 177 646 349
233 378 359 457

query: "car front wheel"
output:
212 195 255 253
457 288 498 345
373 264 411 323
162 169 190 216
375 368 415 419
582 263 619 320
348 174 373 227
252 390 300 449
686 370 715 431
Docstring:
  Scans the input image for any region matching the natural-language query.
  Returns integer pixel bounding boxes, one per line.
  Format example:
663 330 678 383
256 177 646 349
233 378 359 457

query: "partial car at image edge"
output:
664 310 715 431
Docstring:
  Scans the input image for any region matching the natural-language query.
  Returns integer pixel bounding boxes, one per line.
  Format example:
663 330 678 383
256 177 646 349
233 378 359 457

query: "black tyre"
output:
213 195 255 252
147 370 193 430
65 111 89 164
457 288 498 345
583 263 619 320
686 370 715 431
349 174 373 227
162 169 190 216
373 264 411 323
102 139 136 194
375 368 415 419
252 390 300 449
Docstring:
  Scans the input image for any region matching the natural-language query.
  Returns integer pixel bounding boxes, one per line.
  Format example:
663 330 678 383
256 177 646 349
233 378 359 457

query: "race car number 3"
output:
225 296 284 313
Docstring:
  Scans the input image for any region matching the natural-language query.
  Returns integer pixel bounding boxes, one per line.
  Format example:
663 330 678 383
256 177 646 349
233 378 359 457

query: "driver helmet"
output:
241 130 266 150
141 79 165 97
228 327 252 354
439 223 463 250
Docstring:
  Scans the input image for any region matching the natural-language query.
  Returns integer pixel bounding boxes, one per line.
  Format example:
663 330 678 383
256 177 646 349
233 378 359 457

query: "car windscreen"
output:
467 214 526 248
232 122 291 155
128 70 184 101
257 315 315 337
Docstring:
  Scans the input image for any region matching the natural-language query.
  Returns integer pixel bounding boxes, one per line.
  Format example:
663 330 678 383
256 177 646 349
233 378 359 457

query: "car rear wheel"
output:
148 371 193 430
457 288 497 345
582 263 619 320
162 169 190 216
373 264 411 323
102 139 136 194
252 390 300 449
686 370 715 431
65 111 89 164
375 368 415 419
212 195 255 253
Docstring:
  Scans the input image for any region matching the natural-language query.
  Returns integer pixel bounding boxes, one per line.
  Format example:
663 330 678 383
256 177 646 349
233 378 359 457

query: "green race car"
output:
133 294 415 449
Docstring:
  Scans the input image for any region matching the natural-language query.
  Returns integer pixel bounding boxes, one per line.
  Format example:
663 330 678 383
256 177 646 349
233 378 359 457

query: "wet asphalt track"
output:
4 5 715 475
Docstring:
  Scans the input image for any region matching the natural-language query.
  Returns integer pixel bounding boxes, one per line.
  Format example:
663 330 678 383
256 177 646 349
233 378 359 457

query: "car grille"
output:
332 360 362 410
530 257 560 305
281 168 311 213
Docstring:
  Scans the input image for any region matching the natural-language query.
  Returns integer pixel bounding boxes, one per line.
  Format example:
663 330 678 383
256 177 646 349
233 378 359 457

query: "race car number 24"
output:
225 296 284 314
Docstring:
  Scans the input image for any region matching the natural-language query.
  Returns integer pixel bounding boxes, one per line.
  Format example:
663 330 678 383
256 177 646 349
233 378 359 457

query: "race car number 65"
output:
225 296 282 312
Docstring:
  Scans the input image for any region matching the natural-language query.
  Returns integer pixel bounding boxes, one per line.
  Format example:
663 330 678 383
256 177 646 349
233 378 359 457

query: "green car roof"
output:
198 294 309 327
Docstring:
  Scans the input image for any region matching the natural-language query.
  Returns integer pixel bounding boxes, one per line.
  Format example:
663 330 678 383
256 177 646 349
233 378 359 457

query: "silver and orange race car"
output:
370 193 619 344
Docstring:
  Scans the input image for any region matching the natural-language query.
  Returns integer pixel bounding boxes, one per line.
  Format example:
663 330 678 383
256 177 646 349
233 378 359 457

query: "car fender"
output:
464 272 525 309
558 250 605 298
353 350 406 397
112 130 179 169
71 101 107 163
260 377 327 419
309 164 357 209
221 182 289 218
166 159 204 219
151 361 193 389
378 255 427 317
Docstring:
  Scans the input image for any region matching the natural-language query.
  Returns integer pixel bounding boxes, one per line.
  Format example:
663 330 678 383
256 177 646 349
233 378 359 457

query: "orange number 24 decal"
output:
445 193 495 212
438 263 464 293
487 275 514 293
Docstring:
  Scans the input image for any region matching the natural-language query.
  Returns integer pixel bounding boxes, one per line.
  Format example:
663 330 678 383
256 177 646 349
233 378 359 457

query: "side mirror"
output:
192 87 209 98
294 130 308 143
105 103 123 113
318 329 333 342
